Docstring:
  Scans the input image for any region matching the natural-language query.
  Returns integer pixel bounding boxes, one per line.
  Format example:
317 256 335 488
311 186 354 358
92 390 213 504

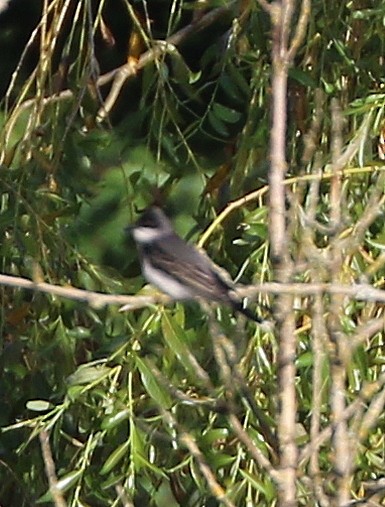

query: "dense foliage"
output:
1 1 385 506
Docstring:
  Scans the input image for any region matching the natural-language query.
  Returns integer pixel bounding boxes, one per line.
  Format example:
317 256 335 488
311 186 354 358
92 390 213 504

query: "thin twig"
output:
228 413 280 481
39 430 67 507
161 409 236 507
287 0 311 61
207 313 279 455
299 371 385 466
198 165 384 249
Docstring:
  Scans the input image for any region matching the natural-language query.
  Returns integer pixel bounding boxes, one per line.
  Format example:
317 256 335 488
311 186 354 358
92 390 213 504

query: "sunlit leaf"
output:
26 400 53 412
36 470 82 503
66 365 112 386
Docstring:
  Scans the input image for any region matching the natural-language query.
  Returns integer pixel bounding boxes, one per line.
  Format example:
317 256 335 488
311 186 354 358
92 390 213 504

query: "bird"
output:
129 206 261 323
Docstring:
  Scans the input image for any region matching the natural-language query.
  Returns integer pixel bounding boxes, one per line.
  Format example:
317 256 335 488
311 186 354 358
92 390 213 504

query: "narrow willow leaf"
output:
136 357 172 408
36 470 82 503
66 365 111 386
207 110 229 137
212 103 242 124
161 314 203 379
101 409 130 431
100 440 130 475
135 453 168 478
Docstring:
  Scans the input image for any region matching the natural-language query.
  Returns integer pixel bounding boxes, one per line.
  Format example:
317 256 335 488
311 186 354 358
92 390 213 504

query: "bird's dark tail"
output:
230 298 262 323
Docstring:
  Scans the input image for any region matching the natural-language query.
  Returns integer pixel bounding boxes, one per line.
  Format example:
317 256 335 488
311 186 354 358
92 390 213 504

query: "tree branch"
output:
2 273 385 309
0 4 234 151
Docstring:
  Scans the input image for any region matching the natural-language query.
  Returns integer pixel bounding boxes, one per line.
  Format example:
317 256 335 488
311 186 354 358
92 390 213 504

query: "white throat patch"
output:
132 226 167 243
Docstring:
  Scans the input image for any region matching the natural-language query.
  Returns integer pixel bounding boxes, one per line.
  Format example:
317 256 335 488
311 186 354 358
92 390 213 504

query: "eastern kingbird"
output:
129 206 260 323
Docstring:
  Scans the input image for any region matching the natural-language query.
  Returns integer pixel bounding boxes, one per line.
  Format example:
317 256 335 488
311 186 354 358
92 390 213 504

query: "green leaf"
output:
207 451 234 469
134 453 169 478
289 68 317 88
136 357 172 408
212 103 242 124
66 365 111 386
219 73 244 103
200 428 229 446
207 110 229 137
100 440 130 475
37 470 82 503
227 63 251 97
332 38 356 67
161 313 202 378
101 409 130 431
130 422 147 471
239 469 272 496
54 470 83 492
296 351 313 368
26 400 53 412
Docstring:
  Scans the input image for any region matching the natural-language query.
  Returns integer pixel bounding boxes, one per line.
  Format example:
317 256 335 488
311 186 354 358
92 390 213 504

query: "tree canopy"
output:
1 1 385 506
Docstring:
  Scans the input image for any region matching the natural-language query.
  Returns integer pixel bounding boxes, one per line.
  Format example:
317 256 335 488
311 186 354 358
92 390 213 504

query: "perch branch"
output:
2 273 385 309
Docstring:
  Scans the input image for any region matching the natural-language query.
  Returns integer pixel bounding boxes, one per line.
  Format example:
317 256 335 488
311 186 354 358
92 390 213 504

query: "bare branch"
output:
0 273 162 309
309 293 330 506
2 273 385 310
266 0 310 502
299 371 385 466
39 430 67 507
256 0 273 14
287 0 311 61
228 413 280 481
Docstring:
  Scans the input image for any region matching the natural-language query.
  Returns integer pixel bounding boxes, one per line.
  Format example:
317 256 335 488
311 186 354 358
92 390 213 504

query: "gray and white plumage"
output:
130 206 260 323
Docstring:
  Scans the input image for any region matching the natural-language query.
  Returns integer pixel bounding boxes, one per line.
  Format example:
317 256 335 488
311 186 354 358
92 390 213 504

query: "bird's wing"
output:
143 234 232 302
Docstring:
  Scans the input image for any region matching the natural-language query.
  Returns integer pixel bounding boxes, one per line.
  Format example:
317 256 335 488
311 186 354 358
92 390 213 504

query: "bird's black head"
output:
129 206 174 243
135 206 170 229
